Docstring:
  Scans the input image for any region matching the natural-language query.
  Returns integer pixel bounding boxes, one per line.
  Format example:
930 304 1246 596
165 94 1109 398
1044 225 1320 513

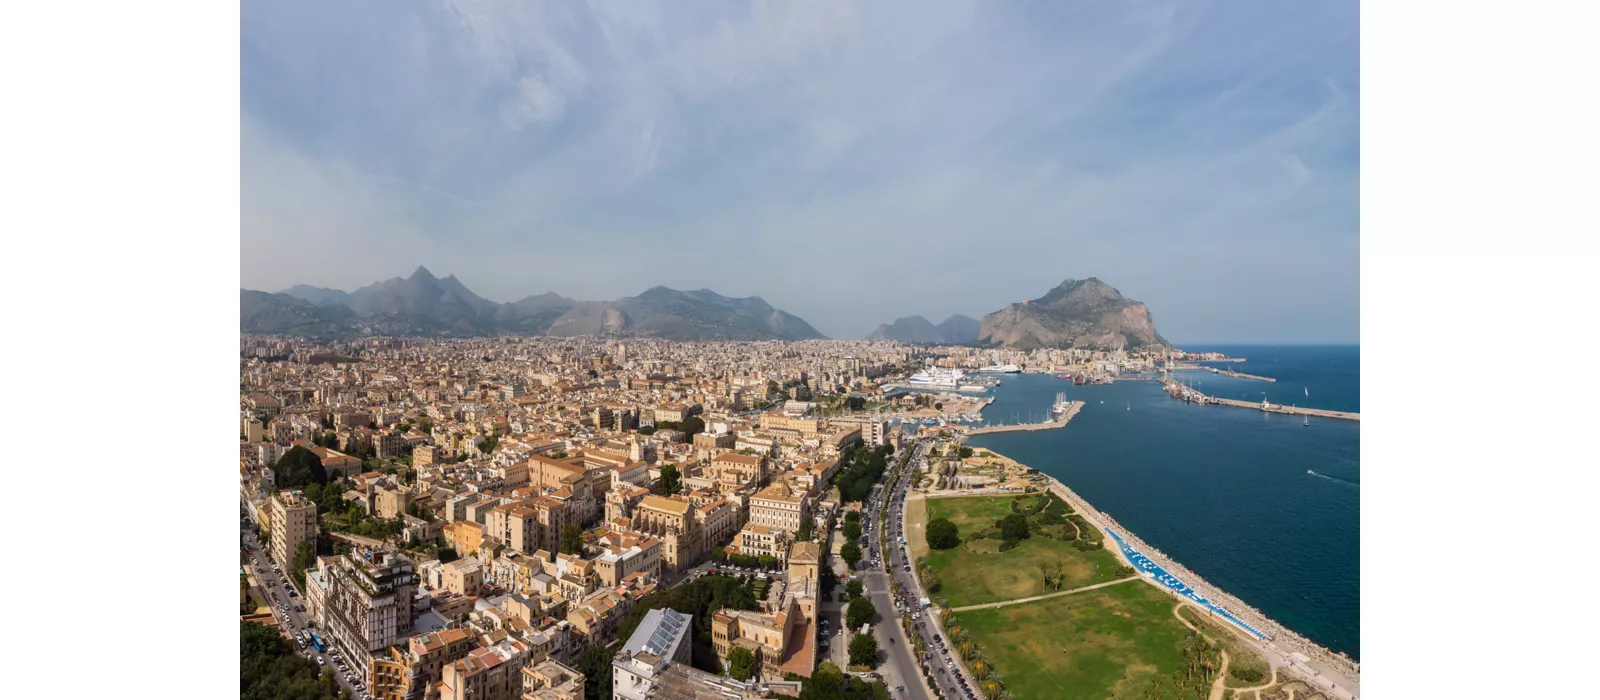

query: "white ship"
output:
975 364 1022 374
908 368 966 388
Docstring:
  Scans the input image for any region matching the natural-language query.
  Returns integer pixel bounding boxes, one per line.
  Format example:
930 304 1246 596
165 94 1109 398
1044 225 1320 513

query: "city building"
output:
612 608 692 700
269 490 318 568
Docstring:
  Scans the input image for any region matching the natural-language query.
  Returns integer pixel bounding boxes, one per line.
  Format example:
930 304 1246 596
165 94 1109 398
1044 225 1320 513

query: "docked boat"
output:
1052 392 1069 415
908 368 966 388
975 364 1022 374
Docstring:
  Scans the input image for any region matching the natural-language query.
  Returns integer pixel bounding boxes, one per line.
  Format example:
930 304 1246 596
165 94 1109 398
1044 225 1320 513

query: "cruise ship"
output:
975 363 1022 373
907 368 966 388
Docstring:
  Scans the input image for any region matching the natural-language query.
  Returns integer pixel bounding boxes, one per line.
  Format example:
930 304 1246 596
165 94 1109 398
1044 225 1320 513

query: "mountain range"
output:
242 266 827 341
977 277 1168 350
866 315 980 344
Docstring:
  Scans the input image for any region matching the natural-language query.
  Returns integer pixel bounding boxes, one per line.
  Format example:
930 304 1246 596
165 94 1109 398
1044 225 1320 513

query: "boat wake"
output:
1306 469 1359 488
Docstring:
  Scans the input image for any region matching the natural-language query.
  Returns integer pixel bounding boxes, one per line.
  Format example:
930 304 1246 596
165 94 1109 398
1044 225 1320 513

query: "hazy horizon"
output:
243 1 1358 343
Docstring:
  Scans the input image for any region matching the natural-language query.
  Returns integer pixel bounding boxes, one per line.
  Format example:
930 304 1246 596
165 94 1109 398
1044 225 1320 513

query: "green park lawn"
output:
951 580 1197 700
922 495 1126 608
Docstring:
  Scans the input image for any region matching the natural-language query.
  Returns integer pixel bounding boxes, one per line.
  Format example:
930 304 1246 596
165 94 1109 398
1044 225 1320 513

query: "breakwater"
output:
1010 458 1362 696
1165 379 1359 421
964 400 1083 435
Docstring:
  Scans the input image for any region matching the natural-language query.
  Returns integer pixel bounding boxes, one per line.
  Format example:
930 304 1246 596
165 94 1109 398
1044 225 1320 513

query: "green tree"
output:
843 520 862 541
846 396 866 411
274 446 328 489
575 643 615 700
291 540 316 590
759 555 778 570
479 434 499 454
796 518 814 541
849 634 879 666
637 424 657 436
997 513 1031 544
560 524 584 555
926 518 961 550
710 548 728 565
679 415 706 436
240 621 344 700
846 579 864 598
841 541 862 569
847 596 876 629
658 464 682 495
957 445 974 459
726 646 757 681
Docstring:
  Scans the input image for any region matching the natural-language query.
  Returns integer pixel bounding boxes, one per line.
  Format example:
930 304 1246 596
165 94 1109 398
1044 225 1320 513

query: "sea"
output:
963 345 1360 659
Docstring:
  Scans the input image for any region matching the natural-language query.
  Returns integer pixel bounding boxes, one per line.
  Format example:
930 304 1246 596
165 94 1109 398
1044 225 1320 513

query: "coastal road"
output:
884 441 978 700
859 440 933 700
861 438 981 700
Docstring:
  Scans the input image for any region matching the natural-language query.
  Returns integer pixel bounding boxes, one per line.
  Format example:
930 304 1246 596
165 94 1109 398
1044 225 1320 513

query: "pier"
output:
1162 380 1359 422
965 400 1084 435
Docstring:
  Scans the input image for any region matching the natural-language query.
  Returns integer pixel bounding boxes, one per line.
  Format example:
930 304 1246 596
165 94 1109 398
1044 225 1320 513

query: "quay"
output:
1162 380 1359 422
964 400 1084 435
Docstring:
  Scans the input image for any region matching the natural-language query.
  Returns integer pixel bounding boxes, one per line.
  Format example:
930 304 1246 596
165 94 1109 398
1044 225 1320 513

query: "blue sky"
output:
242 0 1358 343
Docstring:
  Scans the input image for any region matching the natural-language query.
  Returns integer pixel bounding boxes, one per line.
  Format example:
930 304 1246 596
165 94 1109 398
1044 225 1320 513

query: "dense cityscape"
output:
239 335 1210 700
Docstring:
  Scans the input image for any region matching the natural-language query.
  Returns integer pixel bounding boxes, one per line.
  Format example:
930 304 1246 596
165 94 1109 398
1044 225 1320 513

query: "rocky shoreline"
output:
988 449 1361 690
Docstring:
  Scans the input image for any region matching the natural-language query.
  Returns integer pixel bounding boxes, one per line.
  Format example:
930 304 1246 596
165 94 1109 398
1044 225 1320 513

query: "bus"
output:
310 632 326 653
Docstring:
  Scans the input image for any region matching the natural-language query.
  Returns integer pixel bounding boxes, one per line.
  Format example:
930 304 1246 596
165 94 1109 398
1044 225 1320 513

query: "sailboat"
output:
1303 413 1310 427
1126 400 1131 411
1304 387 1309 398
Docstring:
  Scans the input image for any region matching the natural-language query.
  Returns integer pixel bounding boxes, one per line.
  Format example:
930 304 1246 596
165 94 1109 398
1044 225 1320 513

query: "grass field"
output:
923 495 1125 608
1178 606 1272 688
952 579 1199 700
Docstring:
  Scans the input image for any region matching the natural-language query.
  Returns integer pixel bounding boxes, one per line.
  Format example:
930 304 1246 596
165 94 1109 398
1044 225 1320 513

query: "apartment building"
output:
319 549 417 676
442 557 484 597
520 658 585 700
441 638 532 700
269 490 318 568
707 453 767 491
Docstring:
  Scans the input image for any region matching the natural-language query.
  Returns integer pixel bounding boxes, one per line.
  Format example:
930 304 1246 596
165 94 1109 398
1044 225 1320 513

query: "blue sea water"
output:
965 345 1360 659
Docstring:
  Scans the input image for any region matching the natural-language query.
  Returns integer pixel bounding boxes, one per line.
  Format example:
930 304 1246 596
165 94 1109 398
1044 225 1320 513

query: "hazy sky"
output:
242 0 1358 343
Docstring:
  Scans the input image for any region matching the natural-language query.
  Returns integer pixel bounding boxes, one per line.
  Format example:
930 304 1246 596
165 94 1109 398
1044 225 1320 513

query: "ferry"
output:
1056 374 1072 380
975 364 1022 374
907 368 966 388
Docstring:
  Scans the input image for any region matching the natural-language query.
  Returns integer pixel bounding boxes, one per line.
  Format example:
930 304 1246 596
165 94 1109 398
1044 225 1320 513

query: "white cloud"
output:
242 0 1358 341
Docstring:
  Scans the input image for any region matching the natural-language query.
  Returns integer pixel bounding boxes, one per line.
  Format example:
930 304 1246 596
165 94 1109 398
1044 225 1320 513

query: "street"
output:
855 439 978 700
241 501 369 699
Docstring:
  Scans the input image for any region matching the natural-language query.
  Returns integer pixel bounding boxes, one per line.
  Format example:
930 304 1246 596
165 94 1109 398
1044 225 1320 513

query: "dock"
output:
1162 380 1359 422
965 401 1084 435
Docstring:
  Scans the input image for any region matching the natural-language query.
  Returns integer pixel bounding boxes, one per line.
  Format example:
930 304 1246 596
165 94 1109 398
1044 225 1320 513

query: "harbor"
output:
1163 379 1360 422
965 399 1084 435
